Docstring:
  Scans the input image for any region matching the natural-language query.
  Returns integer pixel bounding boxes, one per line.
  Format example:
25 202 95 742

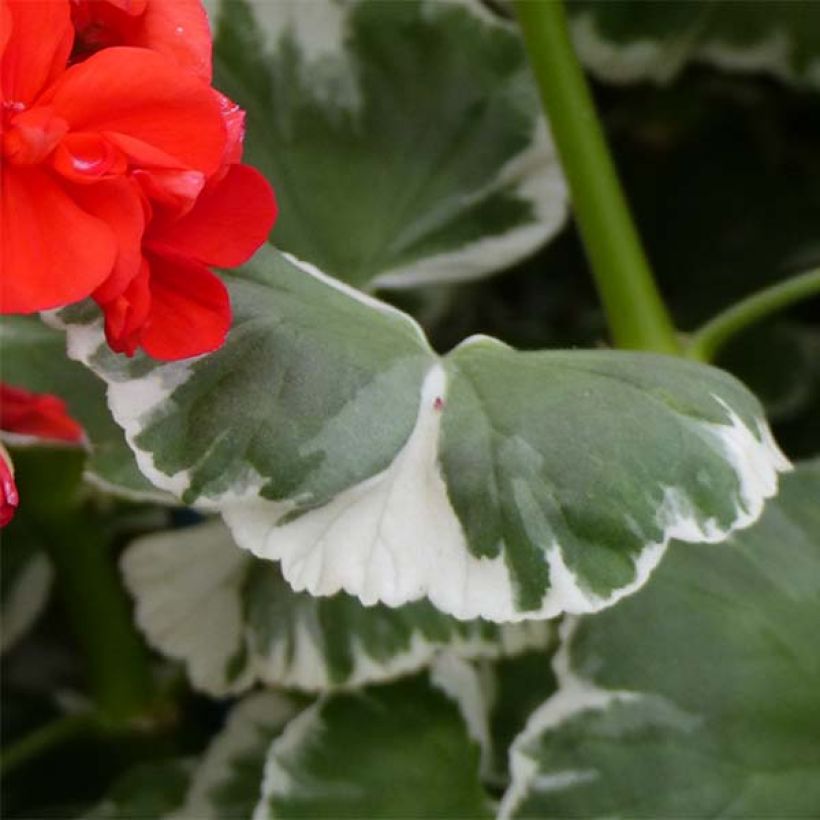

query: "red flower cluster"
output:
0 383 85 527
1 0 276 359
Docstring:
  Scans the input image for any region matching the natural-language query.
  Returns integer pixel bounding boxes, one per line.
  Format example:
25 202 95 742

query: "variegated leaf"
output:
60 247 789 622
501 460 820 818
570 0 820 88
122 519 551 695
174 692 301 820
212 0 567 288
253 661 494 819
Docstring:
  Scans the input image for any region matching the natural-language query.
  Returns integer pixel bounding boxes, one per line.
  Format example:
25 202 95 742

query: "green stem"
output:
514 0 680 354
0 713 96 779
40 505 157 727
687 267 820 362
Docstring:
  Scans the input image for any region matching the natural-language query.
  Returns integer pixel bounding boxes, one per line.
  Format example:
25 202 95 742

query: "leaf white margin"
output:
174 691 300 820
498 618 638 820
122 519 553 695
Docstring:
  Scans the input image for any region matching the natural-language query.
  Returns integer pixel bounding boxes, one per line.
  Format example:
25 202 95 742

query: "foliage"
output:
1 1 819 817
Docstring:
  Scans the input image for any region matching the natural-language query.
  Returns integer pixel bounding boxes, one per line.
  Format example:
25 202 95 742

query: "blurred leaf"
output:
81 759 192 820
176 692 301 820
0 515 52 654
570 0 820 88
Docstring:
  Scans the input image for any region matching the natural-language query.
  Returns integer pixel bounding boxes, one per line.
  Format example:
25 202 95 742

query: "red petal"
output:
140 251 230 360
0 165 117 313
1 0 73 105
98 258 151 356
2 105 69 165
50 131 128 182
0 383 84 442
215 92 246 170
1 2 11 55
132 0 212 81
132 167 204 215
148 164 276 268
42 47 225 175
104 0 149 15
70 176 146 304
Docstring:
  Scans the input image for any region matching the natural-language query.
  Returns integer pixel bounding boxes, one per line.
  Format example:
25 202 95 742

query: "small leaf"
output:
61 248 789 622
254 666 494 819
0 516 53 654
570 0 820 88
176 692 301 820
500 460 820 818
122 520 551 695
0 316 169 502
214 0 567 289
82 760 192 820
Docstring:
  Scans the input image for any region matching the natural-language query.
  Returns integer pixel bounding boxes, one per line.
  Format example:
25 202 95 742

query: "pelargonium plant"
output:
1 0 819 817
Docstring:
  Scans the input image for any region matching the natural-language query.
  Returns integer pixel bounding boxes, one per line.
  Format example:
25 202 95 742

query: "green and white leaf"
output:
253 663 494 819
62 247 789 622
501 460 820 818
212 0 566 288
122 519 551 695
0 518 52 654
0 315 169 502
174 692 300 820
569 0 820 88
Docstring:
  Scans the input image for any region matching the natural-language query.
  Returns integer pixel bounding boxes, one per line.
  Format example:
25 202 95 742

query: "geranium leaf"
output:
570 0 820 88
82 760 192 820
0 316 169 502
176 692 301 820
121 519 551 695
60 248 789 622
213 0 566 289
254 665 494 819
500 460 820 818
0 515 52 654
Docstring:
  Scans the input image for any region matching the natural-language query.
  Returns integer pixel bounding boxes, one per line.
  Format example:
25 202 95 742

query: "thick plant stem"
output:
41 505 157 727
514 0 680 354
687 268 820 362
0 713 96 779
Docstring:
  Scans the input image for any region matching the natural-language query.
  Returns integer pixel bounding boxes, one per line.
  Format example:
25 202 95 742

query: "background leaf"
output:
122 519 552 695
254 664 494 819
82 760 192 820
569 0 820 88
501 459 820 818
213 0 567 289
0 514 53 655
175 692 301 820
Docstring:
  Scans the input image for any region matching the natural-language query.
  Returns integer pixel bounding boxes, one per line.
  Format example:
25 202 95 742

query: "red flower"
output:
104 162 276 358
0 383 84 527
1 0 276 360
0 441 18 527
0 384 85 443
